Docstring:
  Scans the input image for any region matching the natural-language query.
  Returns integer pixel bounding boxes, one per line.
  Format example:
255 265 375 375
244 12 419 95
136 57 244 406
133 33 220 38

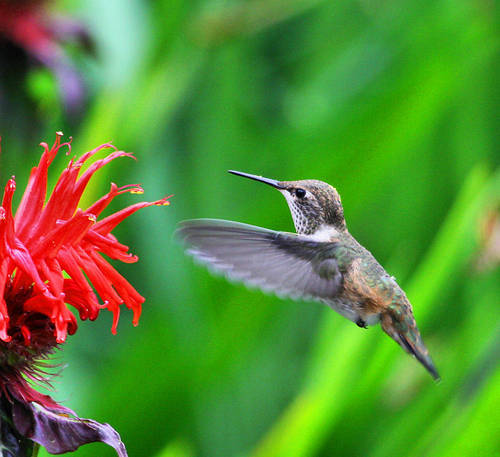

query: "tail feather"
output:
381 312 440 381
398 332 440 381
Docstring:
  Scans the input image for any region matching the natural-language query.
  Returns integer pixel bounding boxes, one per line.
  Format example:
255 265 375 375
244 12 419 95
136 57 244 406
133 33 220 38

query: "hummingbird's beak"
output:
228 170 285 189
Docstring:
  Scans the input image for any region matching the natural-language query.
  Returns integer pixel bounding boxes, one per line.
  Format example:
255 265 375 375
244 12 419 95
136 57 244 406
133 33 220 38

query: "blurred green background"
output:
0 0 499 456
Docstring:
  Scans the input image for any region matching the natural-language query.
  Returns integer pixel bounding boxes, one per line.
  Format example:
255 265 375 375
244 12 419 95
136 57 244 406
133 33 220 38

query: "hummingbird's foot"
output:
356 318 368 329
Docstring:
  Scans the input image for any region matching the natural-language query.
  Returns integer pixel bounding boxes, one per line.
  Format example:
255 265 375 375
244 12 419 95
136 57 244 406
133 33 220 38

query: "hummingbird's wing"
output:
177 219 342 301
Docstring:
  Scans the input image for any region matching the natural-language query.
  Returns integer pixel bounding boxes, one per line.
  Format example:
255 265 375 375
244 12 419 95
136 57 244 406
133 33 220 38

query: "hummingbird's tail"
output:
397 331 440 381
381 311 440 381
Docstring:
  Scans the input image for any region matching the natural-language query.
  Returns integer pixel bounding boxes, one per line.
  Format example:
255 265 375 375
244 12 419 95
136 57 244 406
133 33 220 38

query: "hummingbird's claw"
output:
356 318 368 329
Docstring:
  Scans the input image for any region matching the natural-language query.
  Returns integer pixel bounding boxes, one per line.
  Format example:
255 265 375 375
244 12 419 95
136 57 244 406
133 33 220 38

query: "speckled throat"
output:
282 192 322 235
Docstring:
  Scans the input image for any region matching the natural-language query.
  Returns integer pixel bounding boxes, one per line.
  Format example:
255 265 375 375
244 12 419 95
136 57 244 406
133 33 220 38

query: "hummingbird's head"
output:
228 171 346 235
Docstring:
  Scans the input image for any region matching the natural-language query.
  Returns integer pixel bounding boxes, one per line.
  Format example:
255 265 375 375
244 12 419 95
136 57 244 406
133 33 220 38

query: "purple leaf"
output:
0 411 36 457
11 399 127 456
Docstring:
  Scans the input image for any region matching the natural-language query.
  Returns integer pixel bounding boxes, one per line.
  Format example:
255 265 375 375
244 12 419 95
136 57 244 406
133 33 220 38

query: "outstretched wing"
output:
176 219 342 301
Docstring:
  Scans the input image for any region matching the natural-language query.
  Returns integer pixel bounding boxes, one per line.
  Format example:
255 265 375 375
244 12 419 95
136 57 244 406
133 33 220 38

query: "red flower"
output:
0 133 170 456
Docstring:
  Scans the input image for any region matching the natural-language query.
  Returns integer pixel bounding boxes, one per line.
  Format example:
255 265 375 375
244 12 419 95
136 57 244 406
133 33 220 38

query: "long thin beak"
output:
228 170 285 189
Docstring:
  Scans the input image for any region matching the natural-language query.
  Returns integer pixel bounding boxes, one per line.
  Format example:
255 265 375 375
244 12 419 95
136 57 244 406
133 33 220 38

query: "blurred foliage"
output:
0 0 498 456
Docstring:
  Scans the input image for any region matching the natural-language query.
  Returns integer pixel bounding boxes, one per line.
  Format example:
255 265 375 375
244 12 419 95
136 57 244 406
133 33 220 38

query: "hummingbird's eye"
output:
295 188 306 199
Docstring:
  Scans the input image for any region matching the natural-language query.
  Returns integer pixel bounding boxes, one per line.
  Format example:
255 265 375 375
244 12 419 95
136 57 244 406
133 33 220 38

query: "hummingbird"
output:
177 170 439 380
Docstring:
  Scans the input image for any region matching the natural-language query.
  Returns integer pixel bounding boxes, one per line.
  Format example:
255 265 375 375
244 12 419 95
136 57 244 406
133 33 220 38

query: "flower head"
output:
0 133 170 456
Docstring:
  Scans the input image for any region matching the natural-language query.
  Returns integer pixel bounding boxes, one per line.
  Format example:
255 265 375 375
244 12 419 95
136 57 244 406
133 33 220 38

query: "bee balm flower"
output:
0 133 170 456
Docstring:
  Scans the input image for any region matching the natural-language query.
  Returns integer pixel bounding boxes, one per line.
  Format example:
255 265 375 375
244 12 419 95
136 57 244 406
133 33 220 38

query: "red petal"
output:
0 251 11 341
84 183 145 219
72 150 135 209
24 293 77 343
73 246 123 308
25 163 81 245
63 280 100 321
58 248 100 320
84 232 138 263
89 250 144 326
94 197 171 235
21 325 31 345
30 210 96 259
0 298 11 342
15 133 71 240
